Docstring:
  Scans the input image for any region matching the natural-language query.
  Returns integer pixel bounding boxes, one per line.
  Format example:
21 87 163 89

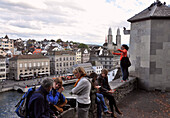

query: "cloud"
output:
0 0 170 45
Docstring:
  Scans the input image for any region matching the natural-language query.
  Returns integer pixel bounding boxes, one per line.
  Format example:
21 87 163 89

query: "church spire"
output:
108 27 112 35
117 28 120 35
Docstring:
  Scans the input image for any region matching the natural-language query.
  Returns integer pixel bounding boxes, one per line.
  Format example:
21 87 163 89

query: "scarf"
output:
74 75 86 87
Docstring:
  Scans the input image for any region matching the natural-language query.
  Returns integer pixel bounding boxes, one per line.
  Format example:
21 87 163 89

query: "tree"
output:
78 43 88 49
56 39 63 43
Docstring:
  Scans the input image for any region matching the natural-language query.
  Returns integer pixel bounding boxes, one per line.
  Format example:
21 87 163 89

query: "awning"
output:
38 72 50 75
20 74 33 77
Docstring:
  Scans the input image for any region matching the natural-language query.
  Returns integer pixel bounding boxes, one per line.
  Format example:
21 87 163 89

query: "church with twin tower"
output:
103 28 121 51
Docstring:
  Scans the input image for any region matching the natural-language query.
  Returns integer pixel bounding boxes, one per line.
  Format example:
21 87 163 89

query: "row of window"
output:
99 58 113 60
19 62 49 68
56 57 75 61
0 64 6 67
20 71 49 75
0 74 5 78
0 69 5 72
56 62 75 67
2 41 13 44
102 62 113 65
96 66 103 69
20 68 49 72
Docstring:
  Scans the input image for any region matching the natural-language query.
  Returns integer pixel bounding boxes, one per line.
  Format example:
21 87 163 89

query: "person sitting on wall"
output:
47 77 67 115
89 72 112 118
98 69 122 118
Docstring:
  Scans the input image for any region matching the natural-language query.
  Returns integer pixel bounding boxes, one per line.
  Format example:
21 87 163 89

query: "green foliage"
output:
78 43 88 49
56 39 63 43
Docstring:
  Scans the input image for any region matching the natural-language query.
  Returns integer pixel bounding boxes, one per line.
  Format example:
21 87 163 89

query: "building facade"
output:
70 63 94 75
9 55 50 80
76 49 81 64
0 55 6 81
127 1 170 91
48 51 76 75
0 35 14 55
98 49 119 71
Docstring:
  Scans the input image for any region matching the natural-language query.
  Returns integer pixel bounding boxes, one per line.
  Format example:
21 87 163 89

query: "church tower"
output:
116 28 121 49
108 27 113 44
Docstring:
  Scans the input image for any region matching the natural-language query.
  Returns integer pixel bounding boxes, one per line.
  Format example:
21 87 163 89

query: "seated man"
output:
47 77 67 114
28 78 57 118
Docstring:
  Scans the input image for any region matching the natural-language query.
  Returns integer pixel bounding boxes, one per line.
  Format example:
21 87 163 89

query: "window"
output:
73 57 74 60
34 63 36 67
63 57 65 61
70 57 72 60
25 63 27 68
60 58 62 61
46 62 48 66
66 57 68 60
38 63 40 67
29 63 31 67
19 64 22 68
56 63 58 67
60 63 62 67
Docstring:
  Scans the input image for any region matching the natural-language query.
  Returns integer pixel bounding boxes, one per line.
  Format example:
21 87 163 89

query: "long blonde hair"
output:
73 67 86 77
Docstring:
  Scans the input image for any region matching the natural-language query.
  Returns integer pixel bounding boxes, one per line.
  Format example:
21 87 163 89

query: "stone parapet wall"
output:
60 77 137 118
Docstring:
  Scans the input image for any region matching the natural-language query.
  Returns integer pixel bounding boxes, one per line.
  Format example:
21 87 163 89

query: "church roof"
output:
128 1 170 23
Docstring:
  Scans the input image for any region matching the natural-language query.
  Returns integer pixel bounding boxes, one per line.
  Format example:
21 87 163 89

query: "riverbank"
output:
0 77 78 93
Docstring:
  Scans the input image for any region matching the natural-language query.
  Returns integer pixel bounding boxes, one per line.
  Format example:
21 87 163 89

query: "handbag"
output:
120 55 131 68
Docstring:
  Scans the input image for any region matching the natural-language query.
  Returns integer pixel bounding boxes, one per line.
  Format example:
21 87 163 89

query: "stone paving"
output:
114 90 170 118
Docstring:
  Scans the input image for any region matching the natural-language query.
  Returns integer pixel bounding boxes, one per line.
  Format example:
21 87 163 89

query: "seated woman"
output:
47 77 67 114
89 72 112 118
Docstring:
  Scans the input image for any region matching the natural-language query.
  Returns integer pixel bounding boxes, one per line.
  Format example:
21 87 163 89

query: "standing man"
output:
28 78 57 118
112 44 129 82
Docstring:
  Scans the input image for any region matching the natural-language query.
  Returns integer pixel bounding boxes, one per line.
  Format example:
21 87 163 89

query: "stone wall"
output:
129 19 170 91
60 77 137 118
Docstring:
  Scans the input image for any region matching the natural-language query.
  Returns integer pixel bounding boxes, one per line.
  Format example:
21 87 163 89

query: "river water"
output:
0 84 74 118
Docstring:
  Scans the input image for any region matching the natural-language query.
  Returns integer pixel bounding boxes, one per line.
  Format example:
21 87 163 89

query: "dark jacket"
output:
28 86 52 118
98 74 111 91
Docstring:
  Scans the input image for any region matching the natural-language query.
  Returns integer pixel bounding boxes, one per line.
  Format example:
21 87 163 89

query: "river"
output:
0 84 74 118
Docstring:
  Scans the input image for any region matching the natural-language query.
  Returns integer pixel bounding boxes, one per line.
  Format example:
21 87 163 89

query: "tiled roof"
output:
128 1 170 22
49 50 76 55
9 54 48 61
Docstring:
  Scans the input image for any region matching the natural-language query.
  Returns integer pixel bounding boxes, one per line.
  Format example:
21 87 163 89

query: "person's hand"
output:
112 51 115 55
52 114 58 118
95 86 101 89
58 86 64 93
108 89 115 94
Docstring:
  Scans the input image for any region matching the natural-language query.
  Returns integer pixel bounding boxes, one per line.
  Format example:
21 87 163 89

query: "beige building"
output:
9 55 50 80
0 55 6 81
48 50 76 75
0 35 14 55
76 49 81 64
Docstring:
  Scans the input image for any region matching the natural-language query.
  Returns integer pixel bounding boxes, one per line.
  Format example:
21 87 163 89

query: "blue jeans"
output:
121 65 129 81
96 93 108 118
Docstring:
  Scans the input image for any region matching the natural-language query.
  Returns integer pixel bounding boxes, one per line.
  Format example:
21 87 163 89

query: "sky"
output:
0 0 170 45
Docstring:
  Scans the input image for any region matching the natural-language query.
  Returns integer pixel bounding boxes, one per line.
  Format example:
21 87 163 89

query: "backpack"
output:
120 57 131 68
15 87 39 118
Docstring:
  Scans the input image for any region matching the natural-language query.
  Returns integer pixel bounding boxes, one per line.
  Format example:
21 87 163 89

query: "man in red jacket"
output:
112 44 129 82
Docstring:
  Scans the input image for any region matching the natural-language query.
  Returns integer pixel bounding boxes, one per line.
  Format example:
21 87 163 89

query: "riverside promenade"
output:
0 76 77 93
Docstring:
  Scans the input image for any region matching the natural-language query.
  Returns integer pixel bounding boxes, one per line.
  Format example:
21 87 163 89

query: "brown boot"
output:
116 108 122 115
111 113 117 118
